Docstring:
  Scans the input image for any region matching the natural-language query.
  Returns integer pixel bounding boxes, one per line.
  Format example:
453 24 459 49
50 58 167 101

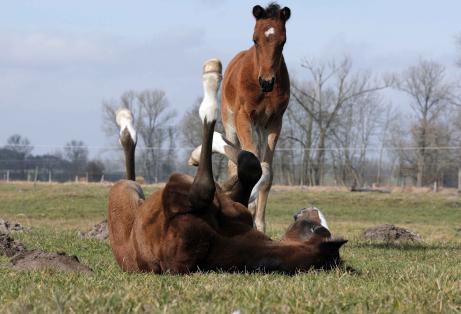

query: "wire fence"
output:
1 145 461 188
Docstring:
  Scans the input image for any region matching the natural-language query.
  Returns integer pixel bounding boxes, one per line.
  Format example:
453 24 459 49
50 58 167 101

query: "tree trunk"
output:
314 129 326 185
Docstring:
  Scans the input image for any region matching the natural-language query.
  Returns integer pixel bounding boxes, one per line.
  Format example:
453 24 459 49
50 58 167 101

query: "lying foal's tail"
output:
108 179 145 271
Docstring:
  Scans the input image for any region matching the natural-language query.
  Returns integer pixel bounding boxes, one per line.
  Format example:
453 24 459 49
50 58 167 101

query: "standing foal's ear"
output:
280 7 291 21
252 5 265 19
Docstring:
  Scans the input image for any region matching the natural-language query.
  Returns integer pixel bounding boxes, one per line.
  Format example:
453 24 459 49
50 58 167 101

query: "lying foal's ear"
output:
280 7 291 21
319 239 348 252
253 5 265 19
313 225 331 238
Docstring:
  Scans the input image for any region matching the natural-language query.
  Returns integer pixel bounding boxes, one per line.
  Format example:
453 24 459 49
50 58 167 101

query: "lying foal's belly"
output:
133 213 216 274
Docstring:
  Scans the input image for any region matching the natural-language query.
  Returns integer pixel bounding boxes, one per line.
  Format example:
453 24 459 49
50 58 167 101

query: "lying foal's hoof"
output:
188 146 201 166
237 151 262 187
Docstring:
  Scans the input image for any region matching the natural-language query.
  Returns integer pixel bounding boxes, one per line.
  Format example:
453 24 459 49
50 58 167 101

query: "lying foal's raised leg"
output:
108 108 144 272
221 151 262 207
188 131 241 166
188 59 222 211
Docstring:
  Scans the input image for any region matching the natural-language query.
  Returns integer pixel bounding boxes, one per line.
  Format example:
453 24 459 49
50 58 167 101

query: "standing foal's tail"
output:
108 109 145 271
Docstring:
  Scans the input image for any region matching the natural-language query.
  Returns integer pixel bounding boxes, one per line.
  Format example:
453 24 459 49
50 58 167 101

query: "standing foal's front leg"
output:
251 118 282 232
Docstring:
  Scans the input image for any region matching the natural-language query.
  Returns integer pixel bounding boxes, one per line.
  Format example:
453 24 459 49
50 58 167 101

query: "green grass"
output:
0 182 460 313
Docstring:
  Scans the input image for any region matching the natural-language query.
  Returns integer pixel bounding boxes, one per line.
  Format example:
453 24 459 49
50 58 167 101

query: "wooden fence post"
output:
458 168 461 194
6 170 9 182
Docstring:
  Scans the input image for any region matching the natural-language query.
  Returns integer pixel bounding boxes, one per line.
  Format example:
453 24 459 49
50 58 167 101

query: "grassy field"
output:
0 182 460 313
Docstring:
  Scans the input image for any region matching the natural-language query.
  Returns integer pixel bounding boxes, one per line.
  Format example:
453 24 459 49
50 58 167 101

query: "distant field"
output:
0 182 460 313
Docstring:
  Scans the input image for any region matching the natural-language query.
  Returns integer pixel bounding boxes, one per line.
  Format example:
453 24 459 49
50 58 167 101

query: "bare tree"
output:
102 89 177 182
394 60 455 186
64 140 89 176
136 90 176 182
5 134 33 159
86 159 105 182
290 56 389 185
180 98 203 149
330 92 385 186
376 104 399 185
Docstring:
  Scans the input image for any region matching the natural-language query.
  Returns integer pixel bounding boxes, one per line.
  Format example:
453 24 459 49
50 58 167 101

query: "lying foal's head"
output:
285 207 348 270
252 3 290 92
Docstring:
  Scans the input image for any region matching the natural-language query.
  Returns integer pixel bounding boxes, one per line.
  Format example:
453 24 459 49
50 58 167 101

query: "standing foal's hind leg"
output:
222 106 239 178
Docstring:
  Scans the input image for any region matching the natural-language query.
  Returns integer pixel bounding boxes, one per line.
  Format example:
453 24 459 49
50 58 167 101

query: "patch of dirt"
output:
11 250 93 274
0 219 26 233
0 233 27 257
363 224 422 242
1 232 92 274
79 219 108 241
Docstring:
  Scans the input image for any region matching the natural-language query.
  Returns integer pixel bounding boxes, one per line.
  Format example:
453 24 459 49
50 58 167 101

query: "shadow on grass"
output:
352 241 461 251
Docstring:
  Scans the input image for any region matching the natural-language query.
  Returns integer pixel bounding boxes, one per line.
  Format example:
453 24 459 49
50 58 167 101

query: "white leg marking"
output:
200 59 222 123
211 132 228 154
249 162 270 203
116 109 137 144
188 131 232 166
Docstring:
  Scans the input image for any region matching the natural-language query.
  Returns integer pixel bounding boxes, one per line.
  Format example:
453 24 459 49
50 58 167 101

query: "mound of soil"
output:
363 224 422 243
79 219 108 241
1 232 92 274
11 250 93 274
0 219 26 233
0 233 27 257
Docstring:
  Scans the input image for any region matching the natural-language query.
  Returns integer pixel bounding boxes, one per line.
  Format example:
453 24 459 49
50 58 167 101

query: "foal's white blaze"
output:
264 27 275 38
116 108 137 144
199 58 222 124
315 208 329 230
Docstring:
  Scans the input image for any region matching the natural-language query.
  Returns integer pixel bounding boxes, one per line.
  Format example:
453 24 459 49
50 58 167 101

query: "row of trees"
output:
100 55 460 187
0 135 104 182
277 57 461 187
2 43 460 186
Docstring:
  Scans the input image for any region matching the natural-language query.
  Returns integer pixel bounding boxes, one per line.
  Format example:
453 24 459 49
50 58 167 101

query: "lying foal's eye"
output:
253 39 258 46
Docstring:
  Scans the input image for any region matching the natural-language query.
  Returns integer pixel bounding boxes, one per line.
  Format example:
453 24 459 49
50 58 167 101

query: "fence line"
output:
5 144 461 152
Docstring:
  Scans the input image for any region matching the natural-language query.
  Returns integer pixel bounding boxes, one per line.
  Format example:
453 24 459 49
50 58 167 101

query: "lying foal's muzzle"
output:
258 76 275 92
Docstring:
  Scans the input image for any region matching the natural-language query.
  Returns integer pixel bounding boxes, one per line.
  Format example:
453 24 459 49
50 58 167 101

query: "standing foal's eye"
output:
253 39 258 47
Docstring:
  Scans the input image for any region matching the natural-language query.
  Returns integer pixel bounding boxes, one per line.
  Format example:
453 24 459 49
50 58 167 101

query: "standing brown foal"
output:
222 3 291 232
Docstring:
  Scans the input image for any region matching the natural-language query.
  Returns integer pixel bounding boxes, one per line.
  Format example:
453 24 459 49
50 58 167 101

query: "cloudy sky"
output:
1 0 460 158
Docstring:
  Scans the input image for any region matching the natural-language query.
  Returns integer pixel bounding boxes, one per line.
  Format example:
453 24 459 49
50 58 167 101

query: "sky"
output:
0 0 460 158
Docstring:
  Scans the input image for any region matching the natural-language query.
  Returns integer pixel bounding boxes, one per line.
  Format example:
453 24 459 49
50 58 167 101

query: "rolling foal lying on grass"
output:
108 59 348 274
